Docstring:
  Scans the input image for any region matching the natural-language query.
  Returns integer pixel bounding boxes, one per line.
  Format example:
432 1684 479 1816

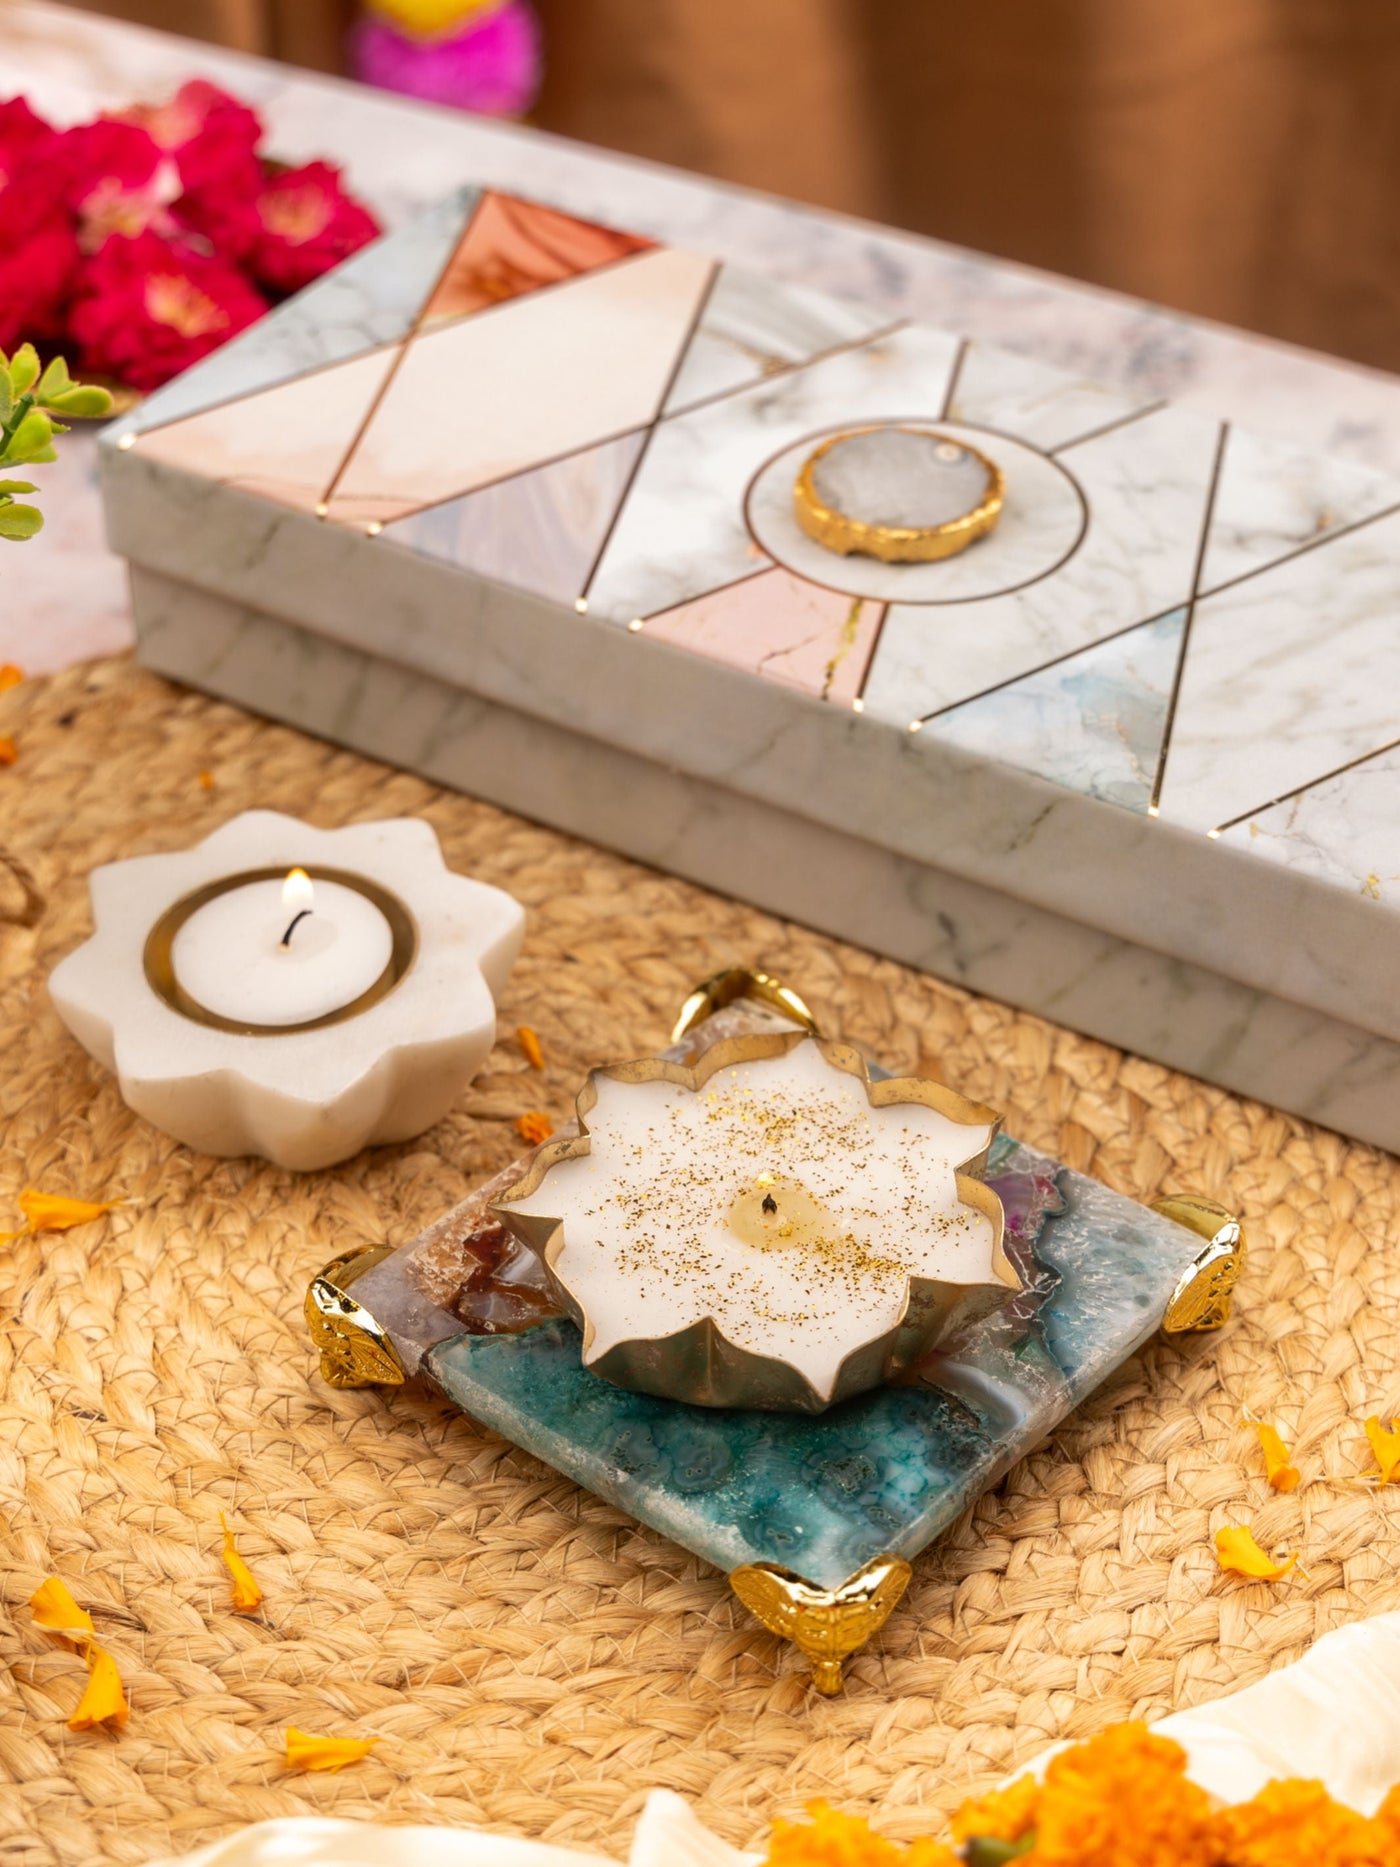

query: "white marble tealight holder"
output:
48 810 525 1170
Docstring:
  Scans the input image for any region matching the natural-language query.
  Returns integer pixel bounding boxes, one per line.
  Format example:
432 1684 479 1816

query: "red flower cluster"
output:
0 84 379 392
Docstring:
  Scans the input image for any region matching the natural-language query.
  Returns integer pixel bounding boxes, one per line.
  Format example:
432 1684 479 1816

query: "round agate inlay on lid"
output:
794 424 1005 563
812 429 994 530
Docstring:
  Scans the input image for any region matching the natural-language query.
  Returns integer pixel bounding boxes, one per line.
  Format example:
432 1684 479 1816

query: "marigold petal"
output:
0 663 22 692
515 1110 553 1145
1215 1525 1297 1580
1365 1415 1400 1485
67 1645 129 1730
950 1774 1039 1846
1255 1422 1302 1492
0 735 16 767
220 1514 263 1613
284 1726 379 1772
517 1025 545 1070
18 1189 125 1234
30 1576 96 1647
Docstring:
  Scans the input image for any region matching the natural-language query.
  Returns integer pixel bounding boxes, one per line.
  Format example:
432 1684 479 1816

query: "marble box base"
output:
129 564 1400 1151
102 188 1400 1154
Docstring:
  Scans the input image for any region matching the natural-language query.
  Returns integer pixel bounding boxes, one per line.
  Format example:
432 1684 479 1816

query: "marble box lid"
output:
100 187 1400 1109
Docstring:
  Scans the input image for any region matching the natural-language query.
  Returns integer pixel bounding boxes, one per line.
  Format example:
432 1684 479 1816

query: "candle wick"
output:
762 1193 778 1215
281 908 313 948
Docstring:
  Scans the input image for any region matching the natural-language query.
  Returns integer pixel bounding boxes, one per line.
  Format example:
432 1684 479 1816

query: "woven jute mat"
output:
3 655 1399 1867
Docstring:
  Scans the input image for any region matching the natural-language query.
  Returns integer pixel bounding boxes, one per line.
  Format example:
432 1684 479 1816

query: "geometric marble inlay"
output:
947 339 1161 453
325 247 716 528
927 607 1188 813
642 567 883 705
383 429 648 606
1216 740 1400 905
422 190 654 328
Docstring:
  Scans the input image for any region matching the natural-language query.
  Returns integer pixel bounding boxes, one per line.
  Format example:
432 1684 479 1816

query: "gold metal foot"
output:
305 1245 406 1388
729 1554 913 1693
1153 1195 1246 1333
671 968 821 1044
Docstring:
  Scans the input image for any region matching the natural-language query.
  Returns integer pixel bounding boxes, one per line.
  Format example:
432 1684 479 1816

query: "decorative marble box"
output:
306 989 1223 1690
101 188 1400 1150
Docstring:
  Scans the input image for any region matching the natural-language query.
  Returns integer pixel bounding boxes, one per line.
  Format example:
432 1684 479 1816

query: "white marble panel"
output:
1199 425 1400 593
948 341 1159 452
112 190 478 441
130 563 1400 1155
927 609 1186 813
1156 509 1400 832
746 424 1083 605
861 405 1220 723
662 265 897 414
326 246 715 526
586 324 963 621
1218 744 1400 907
383 431 646 606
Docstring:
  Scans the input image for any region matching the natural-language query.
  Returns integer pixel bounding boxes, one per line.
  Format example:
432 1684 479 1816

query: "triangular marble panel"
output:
115 189 479 440
925 609 1187 812
325 246 715 527
422 191 653 327
588 322 964 623
1155 508 1400 831
1217 741 1400 905
661 265 895 415
1198 425 1400 593
383 429 648 606
859 404 1220 723
132 344 400 513
948 341 1159 453
643 568 882 705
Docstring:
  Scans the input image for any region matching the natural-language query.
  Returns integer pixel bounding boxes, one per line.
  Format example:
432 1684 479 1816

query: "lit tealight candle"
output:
170 867 396 1029
48 811 525 1170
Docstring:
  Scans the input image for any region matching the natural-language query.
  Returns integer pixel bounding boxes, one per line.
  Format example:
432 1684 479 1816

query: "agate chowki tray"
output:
101 187 1400 1150
304 987 1240 1693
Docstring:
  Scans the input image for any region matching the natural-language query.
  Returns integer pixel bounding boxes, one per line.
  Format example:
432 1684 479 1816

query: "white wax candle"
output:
506 1037 1012 1402
171 875 394 1027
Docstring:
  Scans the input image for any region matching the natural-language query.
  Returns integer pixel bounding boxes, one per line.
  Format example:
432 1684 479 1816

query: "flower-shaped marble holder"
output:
49 810 525 1170
305 973 1246 1692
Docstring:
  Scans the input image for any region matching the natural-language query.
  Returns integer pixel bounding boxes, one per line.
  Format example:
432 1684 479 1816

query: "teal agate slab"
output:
423 1136 1201 1591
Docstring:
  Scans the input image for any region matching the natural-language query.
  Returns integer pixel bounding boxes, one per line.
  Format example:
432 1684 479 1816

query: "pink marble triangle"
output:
424 191 654 327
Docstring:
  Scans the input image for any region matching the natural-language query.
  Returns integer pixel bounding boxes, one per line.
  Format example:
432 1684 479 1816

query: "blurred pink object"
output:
351 2 542 118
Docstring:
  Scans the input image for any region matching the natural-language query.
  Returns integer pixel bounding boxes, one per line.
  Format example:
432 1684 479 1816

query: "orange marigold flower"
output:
1364 1416 1400 1485
0 663 23 692
1209 1778 1380 1866
767 1804 957 1867
220 1515 263 1614
1255 1421 1301 1492
1215 1525 1297 1580
950 1773 1039 1847
68 1646 129 1731
0 735 16 767
284 1727 379 1772
30 1577 96 1647
1031 1723 1216 1867
17 1189 125 1234
515 1110 553 1146
517 1025 545 1070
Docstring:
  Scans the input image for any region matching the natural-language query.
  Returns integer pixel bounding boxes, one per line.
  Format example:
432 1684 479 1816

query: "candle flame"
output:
282 868 314 915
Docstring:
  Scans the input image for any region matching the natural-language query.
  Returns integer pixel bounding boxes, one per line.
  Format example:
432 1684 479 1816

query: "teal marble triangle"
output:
114 186 481 440
925 607 1188 813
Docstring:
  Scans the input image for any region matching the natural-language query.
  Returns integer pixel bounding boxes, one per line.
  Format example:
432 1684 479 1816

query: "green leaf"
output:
35 354 71 399
0 480 38 495
9 344 39 395
0 370 11 428
43 384 113 419
0 501 43 540
0 408 57 466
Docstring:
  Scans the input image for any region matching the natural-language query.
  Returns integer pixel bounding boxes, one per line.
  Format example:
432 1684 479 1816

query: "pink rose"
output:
117 79 261 161
245 160 380 295
69 230 267 391
60 118 182 252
